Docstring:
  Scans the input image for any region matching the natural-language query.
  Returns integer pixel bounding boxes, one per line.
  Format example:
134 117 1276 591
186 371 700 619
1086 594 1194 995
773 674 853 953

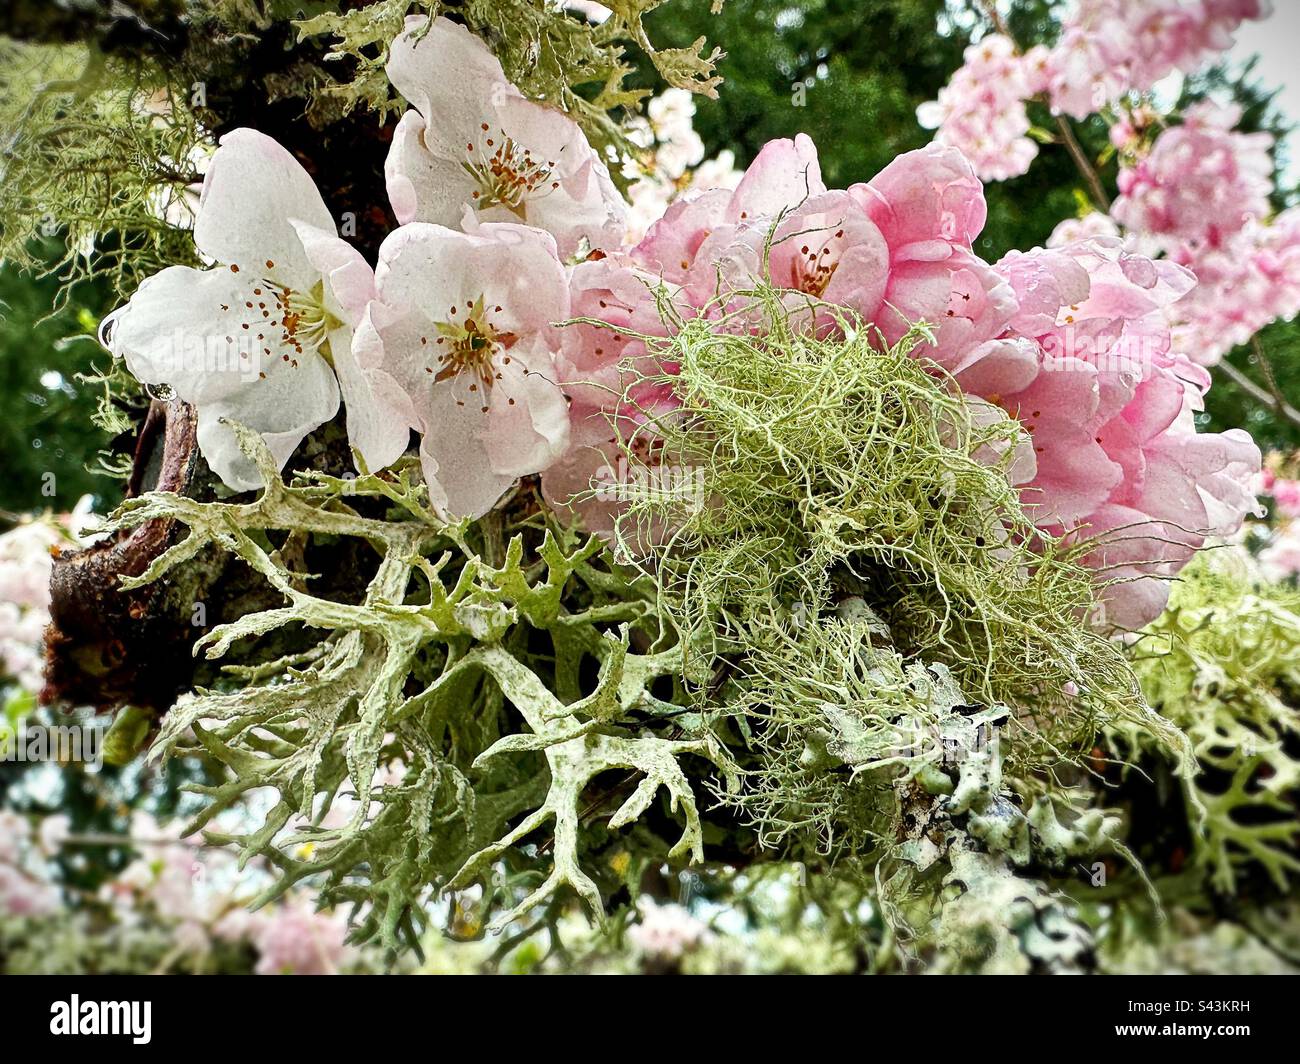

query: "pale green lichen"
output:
1123 547 1300 893
603 287 1187 827
115 423 731 951
875 685 1136 974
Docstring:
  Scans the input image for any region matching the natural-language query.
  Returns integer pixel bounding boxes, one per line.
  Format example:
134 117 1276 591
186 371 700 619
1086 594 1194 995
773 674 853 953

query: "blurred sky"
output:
1231 4 1300 184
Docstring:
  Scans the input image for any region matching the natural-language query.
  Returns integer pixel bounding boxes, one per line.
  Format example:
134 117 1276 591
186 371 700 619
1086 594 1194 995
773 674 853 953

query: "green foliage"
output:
0 249 123 512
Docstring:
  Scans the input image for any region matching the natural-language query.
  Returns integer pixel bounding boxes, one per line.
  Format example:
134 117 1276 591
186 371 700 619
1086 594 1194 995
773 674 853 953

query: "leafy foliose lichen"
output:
115 422 733 953
1122 547 1300 893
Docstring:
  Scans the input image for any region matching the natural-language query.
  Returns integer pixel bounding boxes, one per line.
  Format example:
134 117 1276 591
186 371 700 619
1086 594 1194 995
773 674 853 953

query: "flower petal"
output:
376 221 568 342
727 133 825 222
332 317 419 473
193 357 340 491
289 220 376 324
194 129 335 288
484 336 570 477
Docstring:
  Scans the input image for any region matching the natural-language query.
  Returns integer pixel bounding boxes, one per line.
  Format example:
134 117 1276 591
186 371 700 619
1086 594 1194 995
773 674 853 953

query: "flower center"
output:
275 280 340 362
791 237 842 299
462 124 561 217
220 264 343 377
425 295 516 412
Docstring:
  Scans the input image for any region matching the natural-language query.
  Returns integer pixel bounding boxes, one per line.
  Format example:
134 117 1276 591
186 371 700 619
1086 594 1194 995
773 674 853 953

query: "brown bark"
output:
42 399 219 711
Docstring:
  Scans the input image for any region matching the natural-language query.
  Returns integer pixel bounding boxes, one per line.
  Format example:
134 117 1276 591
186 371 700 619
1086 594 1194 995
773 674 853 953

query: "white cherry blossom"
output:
384 16 626 257
101 128 415 491
368 220 572 518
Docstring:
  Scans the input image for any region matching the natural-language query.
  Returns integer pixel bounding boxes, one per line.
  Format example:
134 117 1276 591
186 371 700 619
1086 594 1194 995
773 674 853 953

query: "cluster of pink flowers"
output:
983 238 1260 627
545 136 1261 628
921 7 1298 370
99 16 1265 630
1113 102 1273 249
919 3 1270 181
628 899 712 963
1048 0 1271 119
3 806 358 973
1167 207 1300 364
97 812 354 973
1256 467 1300 580
0 523 57 695
916 35 1042 182
0 500 98 695
1107 102 1300 365
0 811 65 918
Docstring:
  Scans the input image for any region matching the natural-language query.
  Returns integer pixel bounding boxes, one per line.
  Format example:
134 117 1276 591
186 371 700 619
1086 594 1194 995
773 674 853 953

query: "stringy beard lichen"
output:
601 285 1186 845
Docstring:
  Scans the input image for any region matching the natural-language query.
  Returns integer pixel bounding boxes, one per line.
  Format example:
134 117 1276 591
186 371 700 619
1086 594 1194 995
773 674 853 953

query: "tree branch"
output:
1216 358 1300 430
1055 114 1112 211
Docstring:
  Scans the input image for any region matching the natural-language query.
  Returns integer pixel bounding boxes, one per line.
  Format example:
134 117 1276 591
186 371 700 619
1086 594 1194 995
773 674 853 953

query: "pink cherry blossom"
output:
845 145 1011 362
1166 209 1300 366
385 16 626 257
916 35 1040 182
0 517 65 693
850 145 1013 366
1267 476 1300 518
1045 1 1271 119
552 255 675 448
1260 524 1300 581
919 4 1271 181
682 190 891 331
968 237 1262 628
629 899 712 963
251 898 352 975
552 124 1265 628
370 220 572 519
633 134 824 287
1103 102 1300 368
0 863 60 918
0 813 60 918
542 254 685 535
1112 102 1274 252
